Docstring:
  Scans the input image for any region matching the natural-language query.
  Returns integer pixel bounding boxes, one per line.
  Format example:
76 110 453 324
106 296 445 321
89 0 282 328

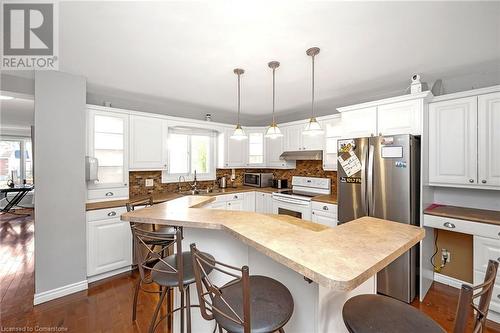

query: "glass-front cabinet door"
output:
87 109 129 189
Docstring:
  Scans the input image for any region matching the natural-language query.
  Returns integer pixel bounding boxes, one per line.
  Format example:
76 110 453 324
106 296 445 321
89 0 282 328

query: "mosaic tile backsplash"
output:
129 160 337 198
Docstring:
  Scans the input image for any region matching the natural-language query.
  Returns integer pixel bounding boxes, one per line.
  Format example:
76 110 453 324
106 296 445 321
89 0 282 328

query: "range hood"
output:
279 150 323 161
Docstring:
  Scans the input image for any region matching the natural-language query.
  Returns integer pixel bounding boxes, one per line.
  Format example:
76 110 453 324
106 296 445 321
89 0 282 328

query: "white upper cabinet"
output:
265 133 295 169
428 96 478 186
283 123 324 151
283 124 303 151
129 115 168 170
224 128 248 168
322 117 342 171
377 99 422 135
478 92 500 188
340 106 377 138
87 108 129 190
301 129 324 150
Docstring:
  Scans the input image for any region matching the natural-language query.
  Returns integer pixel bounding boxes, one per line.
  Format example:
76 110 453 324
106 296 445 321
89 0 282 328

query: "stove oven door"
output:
272 195 311 220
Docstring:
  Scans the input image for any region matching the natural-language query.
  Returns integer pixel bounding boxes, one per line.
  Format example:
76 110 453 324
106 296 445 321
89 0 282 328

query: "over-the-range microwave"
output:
243 173 273 188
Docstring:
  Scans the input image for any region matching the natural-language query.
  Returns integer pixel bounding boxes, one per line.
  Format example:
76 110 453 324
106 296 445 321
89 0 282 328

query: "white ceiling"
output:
5 1 500 124
0 97 34 129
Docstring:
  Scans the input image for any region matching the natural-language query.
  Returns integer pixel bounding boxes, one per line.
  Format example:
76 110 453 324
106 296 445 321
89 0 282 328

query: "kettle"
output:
218 176 227 189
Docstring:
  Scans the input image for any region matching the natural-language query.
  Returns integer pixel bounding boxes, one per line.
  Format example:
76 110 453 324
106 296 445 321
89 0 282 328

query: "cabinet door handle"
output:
234 195 238 199
482 180 487 184
497 257 500 262
469 179 474 183
105 192 114 196
107 211 117 217
323 206 328 210
443 222 456 229
497 294 500 300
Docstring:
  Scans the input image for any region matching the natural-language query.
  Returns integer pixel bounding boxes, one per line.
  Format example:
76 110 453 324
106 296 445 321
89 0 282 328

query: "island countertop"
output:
121 196 424 292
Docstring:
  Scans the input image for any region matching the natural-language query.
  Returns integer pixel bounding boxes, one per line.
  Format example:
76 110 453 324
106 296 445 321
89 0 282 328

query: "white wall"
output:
34 71 87 298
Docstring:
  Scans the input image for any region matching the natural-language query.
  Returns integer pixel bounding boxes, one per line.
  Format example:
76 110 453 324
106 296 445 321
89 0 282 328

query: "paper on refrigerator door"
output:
337 151 362 177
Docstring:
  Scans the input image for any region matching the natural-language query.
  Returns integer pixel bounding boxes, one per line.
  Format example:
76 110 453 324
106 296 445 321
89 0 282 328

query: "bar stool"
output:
126 196 177 322
132 226 215 333
342 260 499 333
190 243 294 333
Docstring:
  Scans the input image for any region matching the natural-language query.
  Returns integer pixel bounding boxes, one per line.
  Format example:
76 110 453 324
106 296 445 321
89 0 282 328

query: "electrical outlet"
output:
441 249 451 263
145 179 154 187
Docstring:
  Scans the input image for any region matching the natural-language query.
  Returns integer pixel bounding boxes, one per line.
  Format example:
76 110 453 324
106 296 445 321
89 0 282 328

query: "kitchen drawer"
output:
311 202 337 216
423 214 500 239
474 270 500 314
87 207 127 222
474 235 500 273
87 187 129 201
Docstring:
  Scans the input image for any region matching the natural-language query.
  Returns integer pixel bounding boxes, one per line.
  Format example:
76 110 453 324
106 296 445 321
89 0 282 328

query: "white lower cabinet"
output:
87 207 132 278
311 201 337 226
255 192 273 214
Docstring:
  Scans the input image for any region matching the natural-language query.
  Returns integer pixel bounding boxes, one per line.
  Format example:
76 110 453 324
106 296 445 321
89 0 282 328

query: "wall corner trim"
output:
433 272 467 290
33 280 88 305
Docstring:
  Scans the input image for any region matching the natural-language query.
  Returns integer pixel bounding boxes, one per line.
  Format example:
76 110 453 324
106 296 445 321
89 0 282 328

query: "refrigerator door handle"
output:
361 146 368 215
367 144 375 216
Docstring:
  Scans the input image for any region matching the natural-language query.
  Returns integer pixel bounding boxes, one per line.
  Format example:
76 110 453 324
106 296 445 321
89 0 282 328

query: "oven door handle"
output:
272 196 310 206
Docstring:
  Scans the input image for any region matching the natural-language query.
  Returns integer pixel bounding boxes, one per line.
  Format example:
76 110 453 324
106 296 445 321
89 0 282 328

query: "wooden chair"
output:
342 259 499 333
190 243 294 333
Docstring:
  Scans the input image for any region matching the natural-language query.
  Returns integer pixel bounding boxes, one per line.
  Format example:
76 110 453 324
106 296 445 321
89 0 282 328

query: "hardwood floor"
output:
1 212 499 332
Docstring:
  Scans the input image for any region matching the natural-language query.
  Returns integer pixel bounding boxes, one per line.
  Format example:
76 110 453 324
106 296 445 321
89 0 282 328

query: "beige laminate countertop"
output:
311 194 337 205
424 204 500 226
121 195 424 291
86 186 338 211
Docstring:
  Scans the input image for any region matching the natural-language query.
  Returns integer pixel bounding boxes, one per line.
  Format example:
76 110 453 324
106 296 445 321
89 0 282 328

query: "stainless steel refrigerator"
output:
337 134 420 303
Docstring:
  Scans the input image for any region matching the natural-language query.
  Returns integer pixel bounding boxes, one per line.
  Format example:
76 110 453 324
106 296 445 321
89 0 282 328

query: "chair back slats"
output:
453 259 499 333
190 243 252 333
131 224 182 284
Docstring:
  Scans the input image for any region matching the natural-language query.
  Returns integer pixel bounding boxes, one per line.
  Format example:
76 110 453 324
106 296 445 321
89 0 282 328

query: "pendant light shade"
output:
303 47 324 136
265 61 283 139
231 68 247 140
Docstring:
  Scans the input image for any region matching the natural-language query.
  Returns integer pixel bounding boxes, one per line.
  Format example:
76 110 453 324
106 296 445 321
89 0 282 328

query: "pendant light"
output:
303 47 324 135
230 68 247 140
265 61 283 139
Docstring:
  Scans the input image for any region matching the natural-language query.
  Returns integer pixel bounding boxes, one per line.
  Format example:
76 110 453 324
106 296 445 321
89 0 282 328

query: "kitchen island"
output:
122 196 424 333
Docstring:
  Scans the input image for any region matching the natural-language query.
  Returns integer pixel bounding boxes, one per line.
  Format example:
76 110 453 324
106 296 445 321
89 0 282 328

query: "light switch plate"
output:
145 179 154 187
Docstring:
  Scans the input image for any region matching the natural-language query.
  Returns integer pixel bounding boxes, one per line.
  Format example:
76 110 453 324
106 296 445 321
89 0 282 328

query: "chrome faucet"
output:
190 170 199 195
177 175 186 192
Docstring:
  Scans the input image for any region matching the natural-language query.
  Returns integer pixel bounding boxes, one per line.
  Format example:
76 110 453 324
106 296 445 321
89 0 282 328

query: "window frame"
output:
0 136 33 186
162 129 216 183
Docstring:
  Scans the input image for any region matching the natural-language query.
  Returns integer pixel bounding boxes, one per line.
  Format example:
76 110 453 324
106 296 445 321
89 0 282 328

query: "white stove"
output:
272 176 331 220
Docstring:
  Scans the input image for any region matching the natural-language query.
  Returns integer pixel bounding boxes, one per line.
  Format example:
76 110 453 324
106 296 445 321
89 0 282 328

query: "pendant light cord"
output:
237 72 241 125
311 54 315 119
272 67 276 124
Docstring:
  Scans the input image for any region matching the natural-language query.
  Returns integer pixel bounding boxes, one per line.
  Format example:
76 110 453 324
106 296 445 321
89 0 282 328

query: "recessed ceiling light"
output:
0 95 14 100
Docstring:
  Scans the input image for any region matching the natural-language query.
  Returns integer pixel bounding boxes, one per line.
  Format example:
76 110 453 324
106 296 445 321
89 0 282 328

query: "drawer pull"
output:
105 192 114 196
234 195 238 199
497 294 500 300
323 206 329 210
107 211 117 217
443 222 456 229
497 257 500 262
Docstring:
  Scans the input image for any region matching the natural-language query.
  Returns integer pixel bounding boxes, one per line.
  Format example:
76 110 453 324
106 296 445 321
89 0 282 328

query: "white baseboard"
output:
34 280 88 305
434 272 468 289
87 266 132 284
